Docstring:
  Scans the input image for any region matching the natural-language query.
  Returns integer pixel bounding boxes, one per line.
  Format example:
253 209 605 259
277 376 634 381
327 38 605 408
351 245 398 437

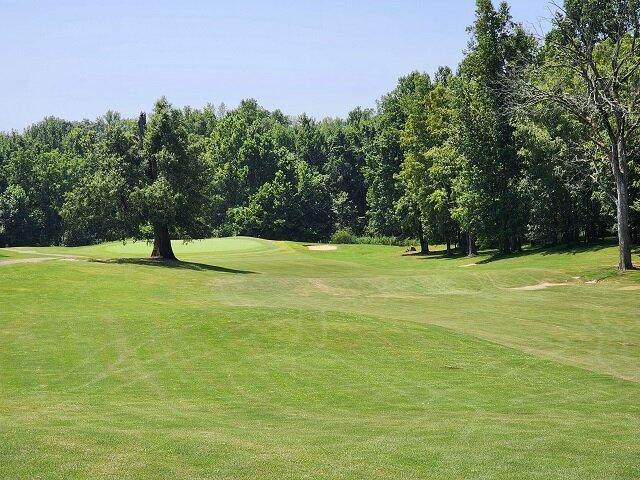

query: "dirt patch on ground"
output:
459 263 477 268
0 257 57 266
618 285 640 291
0 251 89 266
307 245 338 251
510 282 570 291
308 278 339 294
5 248 87 259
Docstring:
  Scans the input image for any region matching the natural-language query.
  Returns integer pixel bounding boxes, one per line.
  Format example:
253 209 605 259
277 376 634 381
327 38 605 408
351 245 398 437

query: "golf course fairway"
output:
1 237 638 479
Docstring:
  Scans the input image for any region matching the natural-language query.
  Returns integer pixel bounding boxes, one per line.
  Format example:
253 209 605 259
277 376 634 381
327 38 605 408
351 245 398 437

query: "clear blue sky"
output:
0 0 554 132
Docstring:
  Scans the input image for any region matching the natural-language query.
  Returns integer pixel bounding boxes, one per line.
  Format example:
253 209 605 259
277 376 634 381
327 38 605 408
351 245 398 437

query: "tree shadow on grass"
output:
476 240 617 265
406 240 625 265
411 250 467 260
90 257 257 274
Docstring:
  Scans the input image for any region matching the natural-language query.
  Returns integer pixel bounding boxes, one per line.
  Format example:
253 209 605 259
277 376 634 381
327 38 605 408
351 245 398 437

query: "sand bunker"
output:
459 263 477 268
510 282 569 291
307 245 338 251
618 285 640 291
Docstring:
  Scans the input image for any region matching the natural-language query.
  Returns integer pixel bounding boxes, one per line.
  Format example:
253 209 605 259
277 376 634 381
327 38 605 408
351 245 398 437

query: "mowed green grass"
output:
1 238 639 479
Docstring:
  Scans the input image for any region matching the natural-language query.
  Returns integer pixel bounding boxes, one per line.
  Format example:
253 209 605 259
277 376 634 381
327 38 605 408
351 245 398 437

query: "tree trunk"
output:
611 140 634 271
151 224 176 260
140 112 176 261
467 233 477 257
446 236 452 256
614 177 633 271
460 232 467 254
418 220 429 253
500 237 511 256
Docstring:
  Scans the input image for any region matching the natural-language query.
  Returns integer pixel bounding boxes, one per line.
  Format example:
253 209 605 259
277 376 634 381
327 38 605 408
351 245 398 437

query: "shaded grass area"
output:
0 238 639 479
475 240 617 265
91 257 257 274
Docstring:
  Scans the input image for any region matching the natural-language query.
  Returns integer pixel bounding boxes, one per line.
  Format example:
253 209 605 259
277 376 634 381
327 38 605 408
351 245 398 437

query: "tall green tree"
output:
294 114 327 169
518 0 640 270
454 0 535 254
64 98 209 259
400 68 460 253
322 109 373 233
366 71 431 237
207 99 294 233
514 98 610 246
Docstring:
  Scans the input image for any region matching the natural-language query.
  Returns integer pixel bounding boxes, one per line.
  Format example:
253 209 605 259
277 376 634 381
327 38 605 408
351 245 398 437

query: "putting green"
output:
102 236 273 255
6 236 275 259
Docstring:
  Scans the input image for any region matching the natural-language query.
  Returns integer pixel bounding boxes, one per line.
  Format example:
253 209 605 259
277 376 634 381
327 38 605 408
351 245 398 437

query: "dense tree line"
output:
1 0 638 269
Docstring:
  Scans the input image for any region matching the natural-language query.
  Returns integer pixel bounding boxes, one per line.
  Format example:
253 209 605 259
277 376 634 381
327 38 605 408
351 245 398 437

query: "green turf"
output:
1 238 639 479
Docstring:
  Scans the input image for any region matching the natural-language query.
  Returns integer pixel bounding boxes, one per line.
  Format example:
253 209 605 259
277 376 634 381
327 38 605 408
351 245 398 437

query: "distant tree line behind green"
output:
1 0 639 268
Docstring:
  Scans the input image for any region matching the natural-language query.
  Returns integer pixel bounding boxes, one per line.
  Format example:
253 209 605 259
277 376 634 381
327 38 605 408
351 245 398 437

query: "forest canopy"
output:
1 0 638 270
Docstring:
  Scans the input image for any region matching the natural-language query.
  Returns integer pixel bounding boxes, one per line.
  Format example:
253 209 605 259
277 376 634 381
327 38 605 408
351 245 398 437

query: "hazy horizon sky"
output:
1 1 556 132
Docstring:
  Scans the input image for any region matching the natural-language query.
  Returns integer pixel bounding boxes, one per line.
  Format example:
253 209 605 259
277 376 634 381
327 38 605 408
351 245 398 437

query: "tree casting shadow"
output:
90 257 257 274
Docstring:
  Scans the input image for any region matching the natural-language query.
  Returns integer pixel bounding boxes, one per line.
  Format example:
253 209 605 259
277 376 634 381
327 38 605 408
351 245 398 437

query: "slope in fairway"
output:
103 236 273 255
0 238 639 479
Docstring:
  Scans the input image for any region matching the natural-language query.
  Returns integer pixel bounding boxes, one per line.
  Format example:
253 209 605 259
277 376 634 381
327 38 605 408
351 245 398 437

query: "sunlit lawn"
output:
1 238 638 479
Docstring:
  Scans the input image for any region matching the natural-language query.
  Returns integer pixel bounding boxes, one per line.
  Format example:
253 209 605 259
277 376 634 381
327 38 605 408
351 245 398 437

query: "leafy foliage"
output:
0 0 638 262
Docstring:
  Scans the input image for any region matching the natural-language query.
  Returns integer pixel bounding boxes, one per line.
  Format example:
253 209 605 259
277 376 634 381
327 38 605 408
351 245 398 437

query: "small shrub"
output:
330 229 417 246
355 235 417 246
331 228 356 244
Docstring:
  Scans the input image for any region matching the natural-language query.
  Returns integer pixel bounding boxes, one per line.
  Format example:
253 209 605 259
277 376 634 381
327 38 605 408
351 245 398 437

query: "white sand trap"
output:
510 282 569 291
618 285 640 291
308 244 337 251
459 263 477 268
0 257 57 266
